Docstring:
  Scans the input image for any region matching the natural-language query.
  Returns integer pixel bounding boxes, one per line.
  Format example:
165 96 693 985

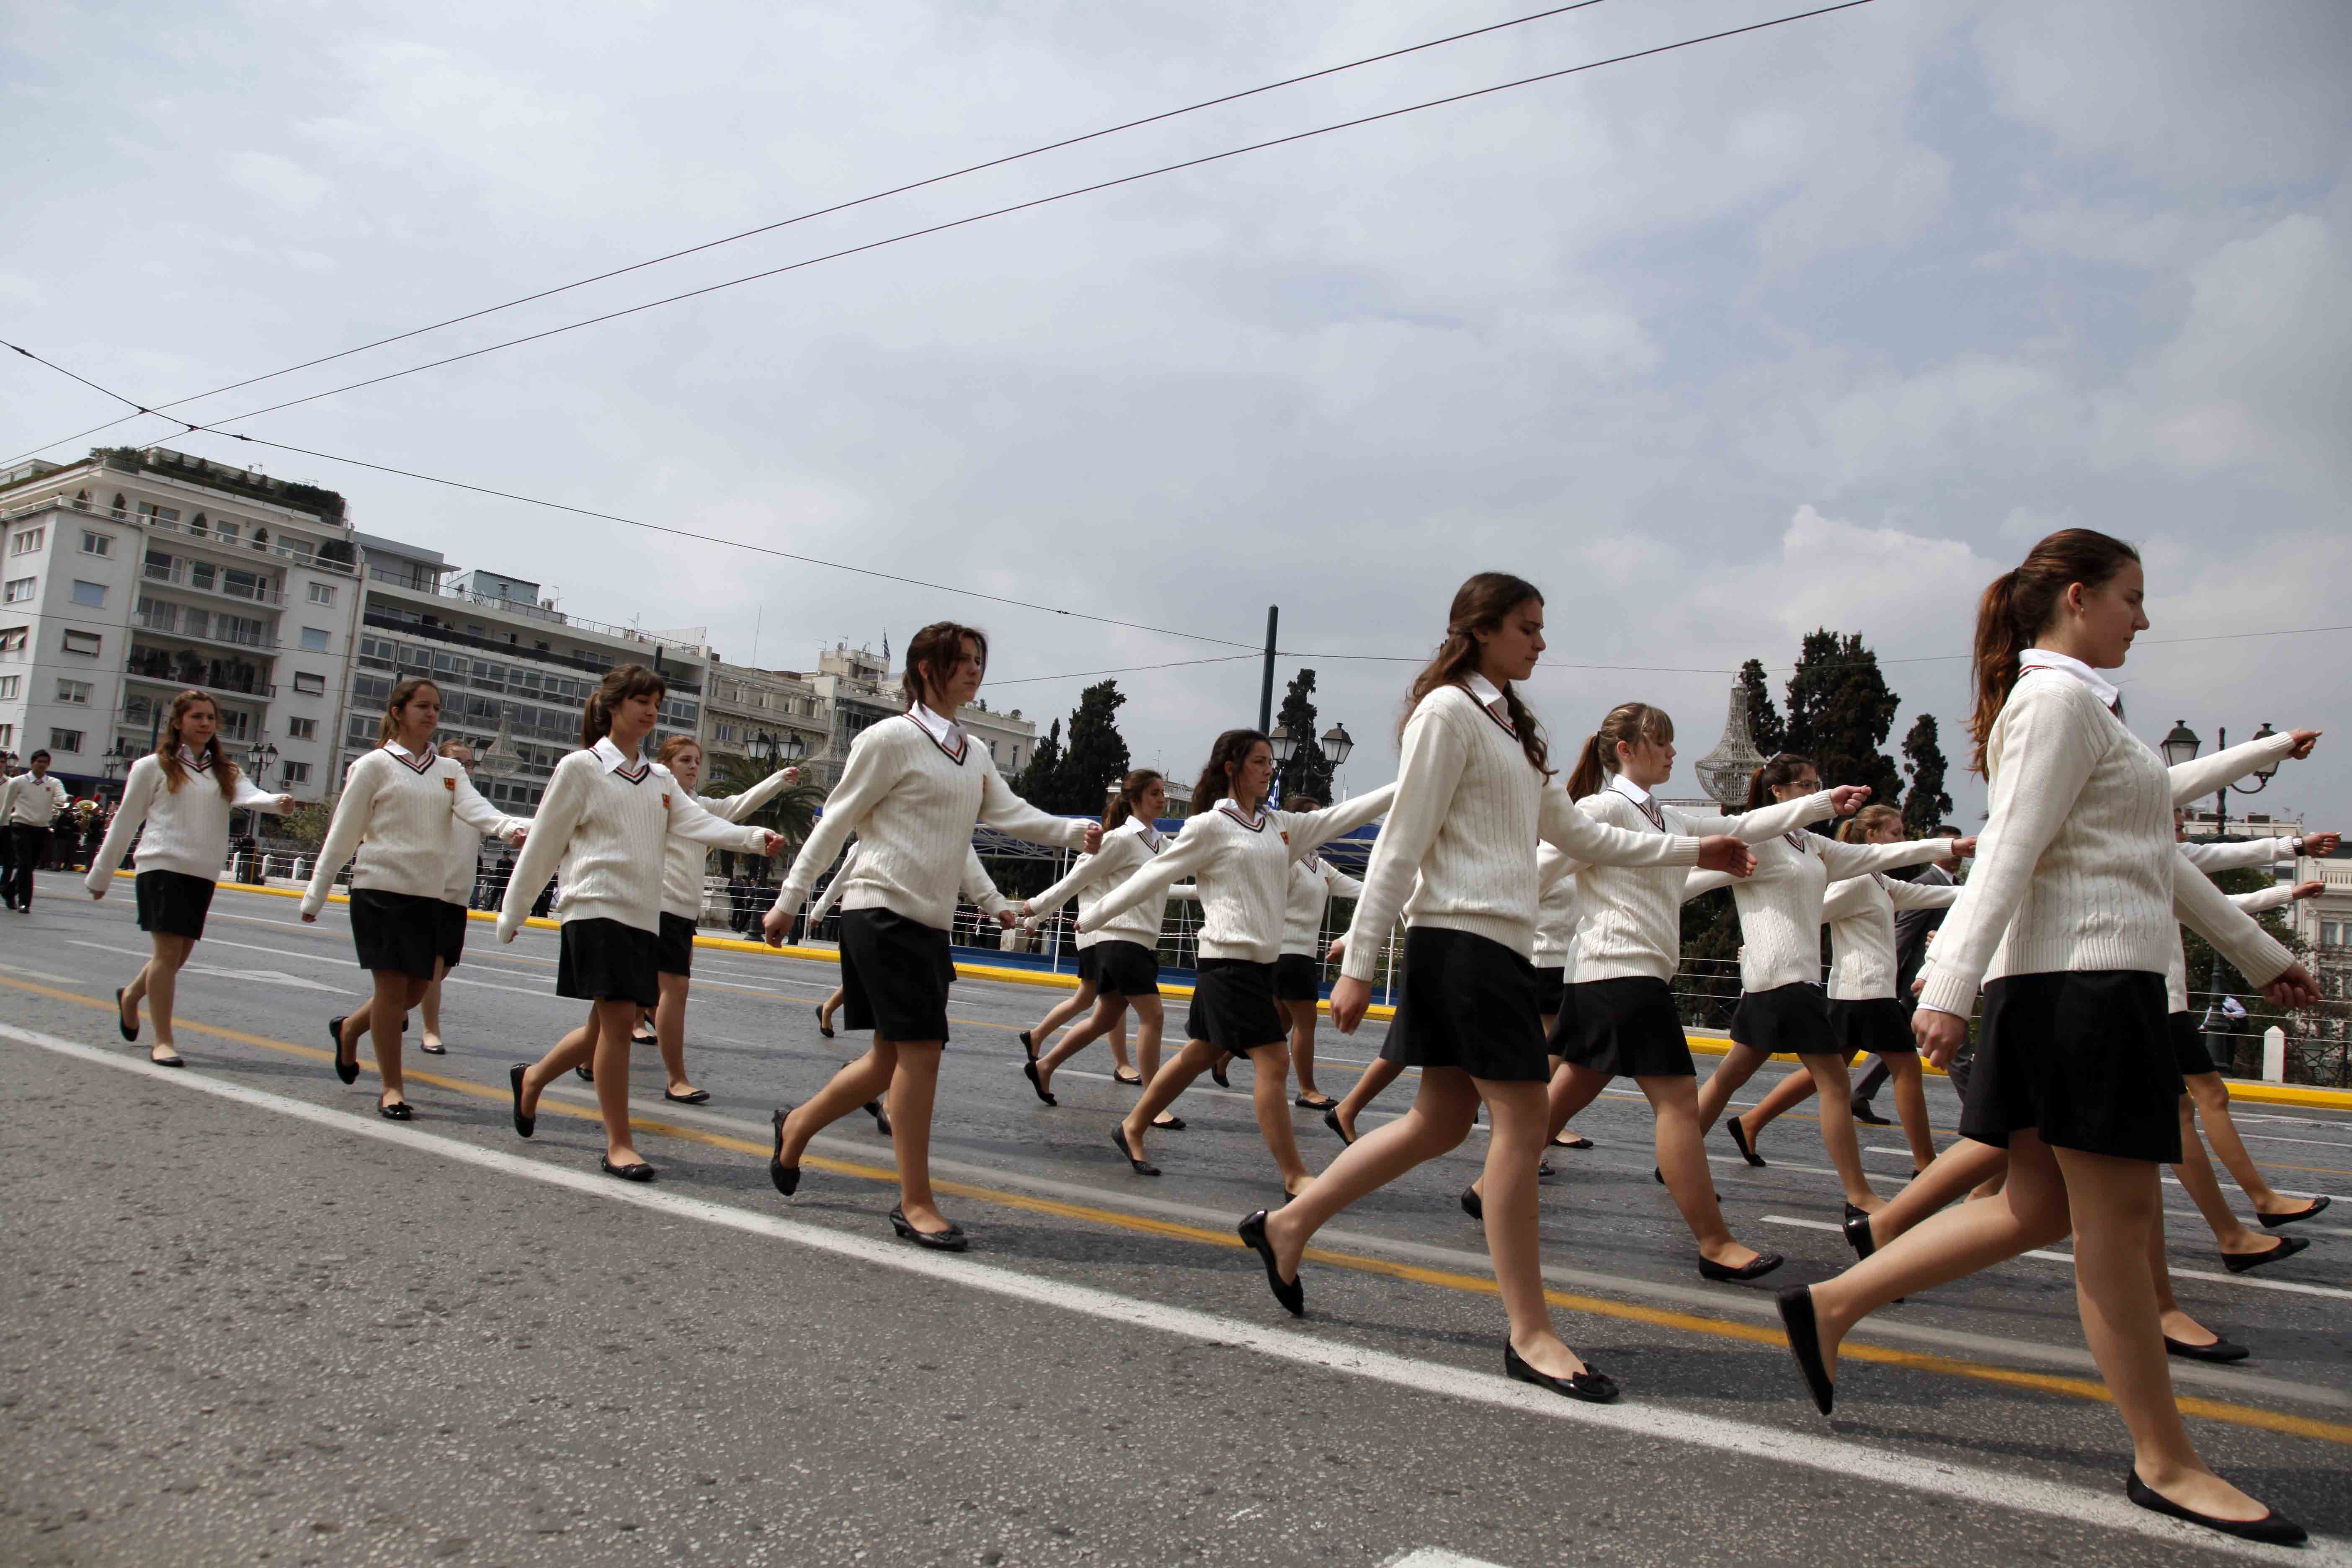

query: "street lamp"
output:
1320 722 1354 767
2165 719 2286 1066
783 732 808 763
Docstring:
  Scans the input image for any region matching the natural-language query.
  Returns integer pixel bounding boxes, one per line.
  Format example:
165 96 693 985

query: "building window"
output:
217 708 251 742
0 627 24 654
55 679 90 705
62 629 101 656
309 582 335 605
281 760 312 785
293 671 327 696
8 526 43 555
49 728 84 753
287 716 317 740
0 723 11 750
0 674 16 698
137 503 182 527
300 626 330 652
123 695 152 726
81 530 113 557
215 520 240 541
72 579 107 607
3 577 34 603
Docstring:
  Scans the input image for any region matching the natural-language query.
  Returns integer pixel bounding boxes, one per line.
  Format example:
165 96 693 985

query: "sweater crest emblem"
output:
444 776 457 792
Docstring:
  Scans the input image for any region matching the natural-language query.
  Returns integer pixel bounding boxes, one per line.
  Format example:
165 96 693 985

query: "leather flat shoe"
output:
1112 1124 1159 1176
815 1005 835 1040
865 1099 891 1136
1550 1132 1593 1150
1504 1342 1618 1403
1015 1028 1034 1060
574 1063 593 1083
1022 1059 1057 1106
1151 1114 1186 1131
769 1106 800 1196
510 1065 535 1138
1294 1093 1336 1111
600 1157 656 1182
1460 1186 1483 1221
1113 1068 1142 1086
2124 1470 2304 1546
1777 1286 1835 1416
663 1088 711 1104
377 1098 414 1121
150 1051 186 1068
1841 1210 1877 1262
328 1015 358 1084
1851 1101 1890 1126
418 1039 447 1055
2164 1333 2250 1363
1323 1107 1354 1147
1210 1059 1231 1088
890 1206 968 1251
1726 1119 1766 1167
1698 1251 1784 1283
2223 1235 2308 1274
2257 1195 2329 1229
1238 1209 1304 1317
116 987 139 1043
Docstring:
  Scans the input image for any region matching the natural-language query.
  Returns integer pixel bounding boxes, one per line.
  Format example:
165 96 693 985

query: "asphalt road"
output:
3 874 2349 1567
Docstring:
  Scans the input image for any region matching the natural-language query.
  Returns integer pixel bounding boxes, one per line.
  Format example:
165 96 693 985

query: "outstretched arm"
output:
2168 728 2311 805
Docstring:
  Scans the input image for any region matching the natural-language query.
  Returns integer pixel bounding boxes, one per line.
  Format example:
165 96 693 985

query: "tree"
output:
1274 668 1334 803
1737 658 1785 756
1052 681 1131 816
1782 631 1903 812
1900 713 1953 836
2181 864 2311 1076
1015 718 1063 805
701 752 825 882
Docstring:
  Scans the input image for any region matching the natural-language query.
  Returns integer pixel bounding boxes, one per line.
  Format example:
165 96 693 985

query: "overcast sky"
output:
6 0 2348 820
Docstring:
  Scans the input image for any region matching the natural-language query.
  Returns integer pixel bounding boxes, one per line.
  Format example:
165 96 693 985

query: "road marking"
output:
1761 1217 2352 1301
4 1021 2342 1567
0 965 87 986
1382 1551 1510 1568
1859 1145 2342 1204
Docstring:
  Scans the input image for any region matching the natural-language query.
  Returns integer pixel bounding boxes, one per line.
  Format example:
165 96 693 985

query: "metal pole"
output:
2204 726 2230 1068
1257 606 1278 733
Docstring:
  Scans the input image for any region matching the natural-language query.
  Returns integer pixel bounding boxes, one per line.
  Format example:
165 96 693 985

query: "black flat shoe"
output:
600 1157 656 1182
328 1015 358 1084
815 1005 835 1040
1777 1286 1835 1416
2124 1470 2305 1546
865 1099 892 1136
1151 1114 1186 1131
1841 1210 1877 1261
1112 1124 1158 1176
1460 1186 1483 1221
149 1051 186 1068
890 1206 968 1251
2164 1333 2251 1363
116 987 138 1043
629 1028 657 1047
1550 1132 1593 1150
1504 1342 1618 1403
1022 1059 1057 1106
1015 1028 1034 1060
574 1063 593 1083
1726 1119 1766 1167
418 1039 447 1055
1113 1068 1142 1086
509 1065 536 1138
1538 1160 1555 1178
2223 1235 2309 1274
1843 1201 1875 1225
2257 1195 2330 1230
1238 1209 1304 1317
1210 1060 1230 1089
1323 1107 1354 1146
769 1106 799 1196
1850 1101 1890 1127
1699 1251 1784 1282
663 1088 711 1104
377 1098 413 1121
1294 1093 1336 1111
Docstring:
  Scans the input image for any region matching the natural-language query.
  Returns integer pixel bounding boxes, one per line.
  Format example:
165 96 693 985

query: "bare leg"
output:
1798 1053 1878 1210
419 959 448 1050
517 1011 599 1119
1331 1057 1408 1142
886 1041 951 1231
364 971 428 1108
1693 1041 1771 1131
2186 1074 2308 1217
654 971 696 1096
1887 1055 1934 1171
1037 993 1134 1087
1107 1011 1135 1078
1238 1040 1313 1194
125 933 193 1056
1859 1137 2009 1250
1022 982 1097 1055
1644 1073 1766 1269
1287 999 1334 1106
780 1039 901 1162
1119 1039 1216 1166
1269 1070 1479 1265
588 998 647 1164
2149 1142 2226 1349
816 985 844 1034
2169 1097 2268 1256
1130 995 1165 1084
1482 1076 1599 1378
1736 1065 1818 1145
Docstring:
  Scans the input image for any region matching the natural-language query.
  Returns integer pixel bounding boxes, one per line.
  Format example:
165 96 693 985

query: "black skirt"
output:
840 907 955 1044
350 888 444 980
556 917 661 1007
1958 970 2182 1163
1534 965 1568 1021
1185 959 1285 1055
1272 952 1321 1003
2169 1011 2218 1078
1090 939 1161 998
1830 996 1916 1058
656 911 698 978
1730 981 1835 1057
1380 927 1548 1083
436 900 469 970
1553 975 1692 1078
134 869 215 940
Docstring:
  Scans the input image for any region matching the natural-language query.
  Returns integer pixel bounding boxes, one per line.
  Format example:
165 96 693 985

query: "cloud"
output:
226 150 332 208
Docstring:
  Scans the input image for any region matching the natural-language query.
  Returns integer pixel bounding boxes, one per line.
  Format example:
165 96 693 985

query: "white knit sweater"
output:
805 839 1008 926
1021 818 1196 948
498 744 770 939
1920 671 2295 1017
1821 872 1962 1001
1731 831 1952 992
773 714 1084 932
85 751 286 890
660 768 799 920
1569 782 1839 985
3 771 67 827
2164 839 2300 1010
301 744 521 916
1088 788 1395 965
1531 846 1583 968
1283 855 1364 956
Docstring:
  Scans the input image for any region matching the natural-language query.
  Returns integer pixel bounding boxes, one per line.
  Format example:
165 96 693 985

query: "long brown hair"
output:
655 734 701 769
1565 702 1675 800
1837 804 1903 843
580 663 668 750
1745 752 1816 811
152 690 238 800
1191 730 1269 815
1968 528 2141 774
1401 573 1550 776
378 676 441 745
1104 769 1163 830
902 621 988 714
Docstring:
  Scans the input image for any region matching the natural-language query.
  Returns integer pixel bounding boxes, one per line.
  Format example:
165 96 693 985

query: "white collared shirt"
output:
1463 671 1506 710
1215 796 1268 829
592 735 647 774
178 745 213 771
2019 647 2121 709
386 739 422 763
1607 774 1668 830
906 701 961 749
1122 816 1165 852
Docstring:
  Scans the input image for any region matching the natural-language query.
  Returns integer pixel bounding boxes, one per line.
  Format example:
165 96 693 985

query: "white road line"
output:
1382 1551 1511 1568
1761 1217 2352 1302
1859 1145 2343 1205
0 965 89 986
3 1022 2337 1567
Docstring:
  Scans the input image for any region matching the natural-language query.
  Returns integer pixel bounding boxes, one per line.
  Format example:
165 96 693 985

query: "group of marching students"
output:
83 530 2331 1545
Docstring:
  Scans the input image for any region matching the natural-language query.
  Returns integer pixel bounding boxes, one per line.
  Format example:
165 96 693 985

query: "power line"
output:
4 1 1621 465
985 654 1261 688
15 0 1877 447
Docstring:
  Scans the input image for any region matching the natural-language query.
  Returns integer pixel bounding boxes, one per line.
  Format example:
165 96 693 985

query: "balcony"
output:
0 494 357 577
125 647 276 700
134 604 276 652
362 609 702 694
142 553 285 607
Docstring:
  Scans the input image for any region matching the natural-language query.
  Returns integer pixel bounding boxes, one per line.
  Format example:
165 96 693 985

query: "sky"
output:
5 0 2348 822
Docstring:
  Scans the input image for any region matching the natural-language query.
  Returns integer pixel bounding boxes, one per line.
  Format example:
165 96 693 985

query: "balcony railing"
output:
142 555 285 607
0 495 357 576
124 655 275 699
132 611 277 652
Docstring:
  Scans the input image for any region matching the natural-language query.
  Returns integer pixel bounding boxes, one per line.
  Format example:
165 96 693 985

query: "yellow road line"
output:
10 972 2348 1449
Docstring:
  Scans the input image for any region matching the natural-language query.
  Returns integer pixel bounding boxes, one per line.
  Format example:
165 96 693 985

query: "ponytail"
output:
1104 769 1164 830
1566 702 1675 799
580 663 668 750
1745 752 1815 811
1968 529 2140 775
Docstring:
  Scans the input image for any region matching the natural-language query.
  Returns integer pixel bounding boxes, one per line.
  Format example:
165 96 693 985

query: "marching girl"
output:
1531 702 1864 1279
417 740 488 1057
1239 573 1755 1401
1778 529 2319 1547
303 678 526 1117
1083 737 1395 1194
1276 797 1363 1113
1724 807 1961 1175
762 622 1096 1248
92 689 294 1066
501 665 781 1180
1691 774 1967 1213
1017 770 1197 1119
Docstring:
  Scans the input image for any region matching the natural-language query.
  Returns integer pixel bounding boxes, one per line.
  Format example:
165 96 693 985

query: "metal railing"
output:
141 554 285 606
0 495 358 576
132 608 275 651
122 655 275 699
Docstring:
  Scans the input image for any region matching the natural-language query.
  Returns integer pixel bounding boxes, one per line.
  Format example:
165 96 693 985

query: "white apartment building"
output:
702 657 830 771
0 447 363 801
787 642 1039 791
